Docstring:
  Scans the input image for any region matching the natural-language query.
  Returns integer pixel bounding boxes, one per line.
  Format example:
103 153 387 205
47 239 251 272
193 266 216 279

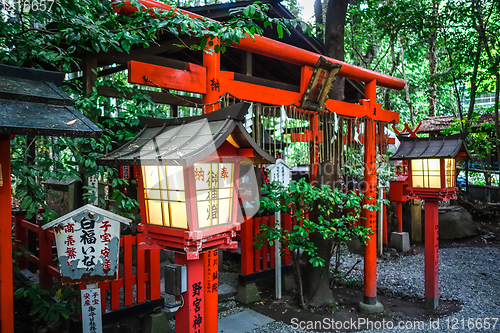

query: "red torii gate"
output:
115 0 405 331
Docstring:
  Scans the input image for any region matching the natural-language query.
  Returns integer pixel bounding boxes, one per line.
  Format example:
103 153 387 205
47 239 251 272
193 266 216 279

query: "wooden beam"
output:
128 61 207 94
102 53 189 71
97 86 202 107
98 65 126 78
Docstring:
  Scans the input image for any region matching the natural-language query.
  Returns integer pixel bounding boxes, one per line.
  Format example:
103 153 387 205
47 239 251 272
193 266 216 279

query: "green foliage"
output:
13 282 81 326
256 178 373 267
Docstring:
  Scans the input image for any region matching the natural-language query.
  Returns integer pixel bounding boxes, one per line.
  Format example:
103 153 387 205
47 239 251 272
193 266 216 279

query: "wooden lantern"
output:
99 102 275 259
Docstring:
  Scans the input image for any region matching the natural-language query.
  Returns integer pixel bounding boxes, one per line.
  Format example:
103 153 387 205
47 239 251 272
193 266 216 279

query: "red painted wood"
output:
136 234 146 303
425 200 439 303
363 81 378 302
38 228 53 289
261 216 269 271
128 60 207 94
111 276 121 310
204 250 218 333
115 1 404 89
147 249 161 300
176 253 205 333
240 217 254 275
396 202 403 233
98 282 107 313
0 138 13 333
123 235 134 306
253 216 261 272
203 37 220 111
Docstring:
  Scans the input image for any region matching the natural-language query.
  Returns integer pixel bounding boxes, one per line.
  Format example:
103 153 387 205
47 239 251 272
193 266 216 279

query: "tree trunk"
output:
473 0 500 169
468 42 483 121
304 232 336 308
399 37 415 126
314 0 324 42
427 0 439 118
325 0 349 101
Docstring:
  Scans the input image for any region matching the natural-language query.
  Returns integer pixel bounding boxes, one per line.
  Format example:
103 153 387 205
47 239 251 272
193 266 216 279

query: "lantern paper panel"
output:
411 159 441 188
142 165 187 229
194 162 234 229
445 158 456 188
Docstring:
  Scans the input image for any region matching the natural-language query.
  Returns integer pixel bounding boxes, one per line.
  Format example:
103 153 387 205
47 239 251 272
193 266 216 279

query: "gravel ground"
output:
249 246 500 333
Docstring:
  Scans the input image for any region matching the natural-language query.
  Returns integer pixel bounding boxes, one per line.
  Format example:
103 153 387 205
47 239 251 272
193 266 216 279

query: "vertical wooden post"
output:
396 201 403 233
240 217 254 275
383 191 388 245
38 228 53 289
424 199 439 309
204 249 218 333
176 253 205 333
203 38 221 113
411 199 422 243
309 114 320 184
361 80 381 309
0 138 13 333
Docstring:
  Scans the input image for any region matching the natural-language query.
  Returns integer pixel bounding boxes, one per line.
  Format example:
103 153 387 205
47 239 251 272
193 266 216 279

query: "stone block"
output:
235 283 261 304
390 232 410 252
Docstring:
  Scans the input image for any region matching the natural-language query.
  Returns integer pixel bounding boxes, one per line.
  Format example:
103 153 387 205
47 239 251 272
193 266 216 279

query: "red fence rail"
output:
13 213 161 313
240 213 295 275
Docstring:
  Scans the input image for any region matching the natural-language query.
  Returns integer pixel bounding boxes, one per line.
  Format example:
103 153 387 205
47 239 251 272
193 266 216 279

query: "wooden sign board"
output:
301 57 342 112
267 159 292 186
42 204 131 285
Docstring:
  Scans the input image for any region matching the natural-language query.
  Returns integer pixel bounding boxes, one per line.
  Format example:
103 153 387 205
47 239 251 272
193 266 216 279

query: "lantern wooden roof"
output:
0 64 101 137
99 102 276 166
390 133 470 160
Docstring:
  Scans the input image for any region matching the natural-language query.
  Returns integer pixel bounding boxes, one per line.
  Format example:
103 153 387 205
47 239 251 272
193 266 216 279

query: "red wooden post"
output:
204 249 219 333
396 201 403 233
136 234 146 303
240 217 254 275
124 235 134 306
0 138 13 333
99 282 109 313
361 80 381 310
176 253 205 333
146 248 161 301
203 38 221 112
38 228 53 290
111 277 120 310
253 215 261 272
424 199 439 309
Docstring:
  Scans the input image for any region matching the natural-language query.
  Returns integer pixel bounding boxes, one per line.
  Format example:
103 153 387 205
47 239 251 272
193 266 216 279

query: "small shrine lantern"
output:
99 102 275 259
391 133 469 201
390 133 469 309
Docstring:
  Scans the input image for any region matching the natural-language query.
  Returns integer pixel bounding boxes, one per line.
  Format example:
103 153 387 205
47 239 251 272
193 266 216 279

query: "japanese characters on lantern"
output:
194 163 234 228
